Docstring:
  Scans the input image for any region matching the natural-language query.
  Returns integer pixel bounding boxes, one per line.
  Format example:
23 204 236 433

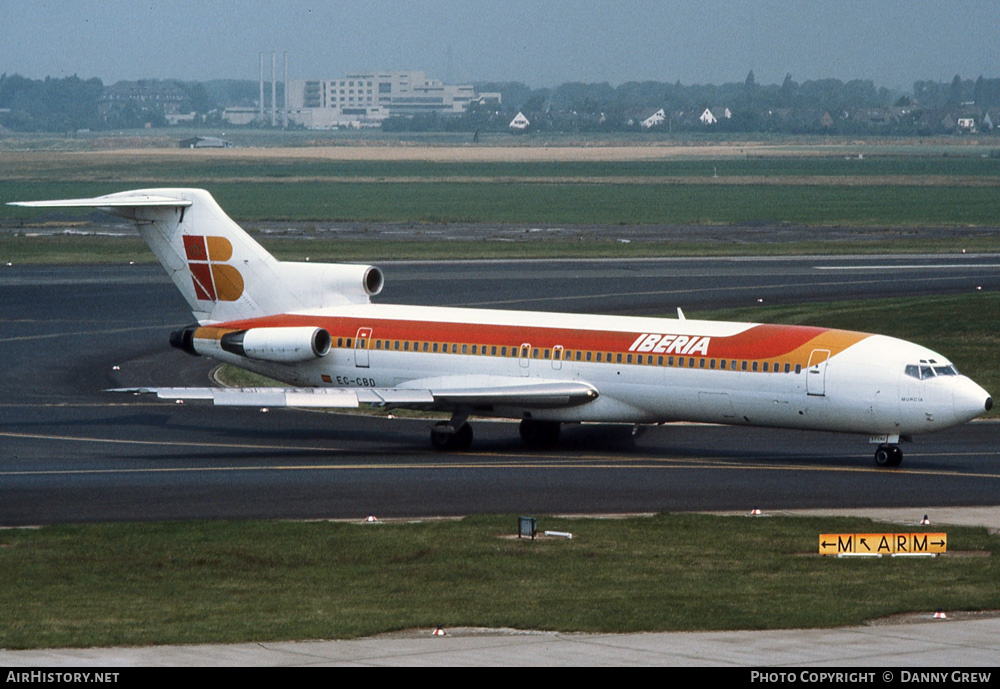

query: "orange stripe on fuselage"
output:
207 315 870 363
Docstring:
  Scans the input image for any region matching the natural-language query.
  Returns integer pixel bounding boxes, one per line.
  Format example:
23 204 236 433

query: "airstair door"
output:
355 327 372 368
807 349 830 396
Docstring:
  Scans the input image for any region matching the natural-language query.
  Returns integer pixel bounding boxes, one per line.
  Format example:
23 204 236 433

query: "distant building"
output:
286 70 491 129
222 107 259 126
99 80 189 120
957 117 976 133
509 111 530 130
641 108 665 128
699 107 731 126
179 136 233 148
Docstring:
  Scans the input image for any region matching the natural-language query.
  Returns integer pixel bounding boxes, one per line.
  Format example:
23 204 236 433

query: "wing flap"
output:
111 379 597 410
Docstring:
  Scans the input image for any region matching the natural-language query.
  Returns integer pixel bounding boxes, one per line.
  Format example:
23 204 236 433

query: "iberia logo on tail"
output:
183 235 244 301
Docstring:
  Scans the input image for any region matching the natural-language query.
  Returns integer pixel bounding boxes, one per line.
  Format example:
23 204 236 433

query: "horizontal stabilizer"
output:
8 193 192 209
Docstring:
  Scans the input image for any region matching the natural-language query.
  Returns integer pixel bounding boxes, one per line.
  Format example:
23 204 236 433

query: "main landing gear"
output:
874 444 903 467
518 419 561 448
429 416 564 452
430 419 473 452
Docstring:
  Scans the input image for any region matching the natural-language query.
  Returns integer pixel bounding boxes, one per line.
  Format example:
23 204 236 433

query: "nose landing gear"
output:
874 444 903 467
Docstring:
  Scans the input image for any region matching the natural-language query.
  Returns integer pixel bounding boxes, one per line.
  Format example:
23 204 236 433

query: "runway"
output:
1 255 998 525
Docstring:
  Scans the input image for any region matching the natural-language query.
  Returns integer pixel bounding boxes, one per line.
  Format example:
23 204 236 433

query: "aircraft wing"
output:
111 377 599 410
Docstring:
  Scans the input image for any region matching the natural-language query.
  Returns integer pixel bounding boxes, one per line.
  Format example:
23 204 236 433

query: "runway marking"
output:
455 274 991 308
0 325 160 344
2 431 999 480
816 264 1000 271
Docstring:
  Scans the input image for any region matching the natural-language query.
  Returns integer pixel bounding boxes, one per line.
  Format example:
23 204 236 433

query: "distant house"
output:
699 107 731 126
957 117 976 133
509 111 530 130
641 108 665 129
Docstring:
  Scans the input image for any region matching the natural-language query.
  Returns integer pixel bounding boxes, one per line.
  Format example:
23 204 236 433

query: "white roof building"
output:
286 70 484 129
700 107 732 126
509 111 530 130
641 108 666 129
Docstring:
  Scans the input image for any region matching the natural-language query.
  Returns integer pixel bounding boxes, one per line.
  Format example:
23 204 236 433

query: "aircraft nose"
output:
953 378 992 422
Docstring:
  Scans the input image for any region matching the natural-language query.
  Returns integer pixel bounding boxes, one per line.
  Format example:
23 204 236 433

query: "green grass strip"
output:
0 515 997 649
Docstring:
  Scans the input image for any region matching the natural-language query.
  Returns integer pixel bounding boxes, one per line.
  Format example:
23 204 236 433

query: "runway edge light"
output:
934 608 948 619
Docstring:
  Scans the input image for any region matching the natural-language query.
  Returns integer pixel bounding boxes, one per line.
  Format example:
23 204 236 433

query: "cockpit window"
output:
905 363 959 379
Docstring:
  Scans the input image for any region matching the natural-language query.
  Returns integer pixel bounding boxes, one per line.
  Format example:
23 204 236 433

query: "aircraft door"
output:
807 349 830 396
552 345 564 371
519 343 531 376
355 327 372 368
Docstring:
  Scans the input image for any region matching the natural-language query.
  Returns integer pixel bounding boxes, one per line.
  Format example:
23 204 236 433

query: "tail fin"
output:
10 188 383 324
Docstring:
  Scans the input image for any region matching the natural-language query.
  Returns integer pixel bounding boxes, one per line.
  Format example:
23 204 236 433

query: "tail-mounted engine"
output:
170 325 332 363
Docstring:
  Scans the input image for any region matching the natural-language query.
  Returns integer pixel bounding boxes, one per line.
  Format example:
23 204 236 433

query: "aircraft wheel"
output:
874 445 903 467
453 422 474 450
519 419 561 448
430 421 473 452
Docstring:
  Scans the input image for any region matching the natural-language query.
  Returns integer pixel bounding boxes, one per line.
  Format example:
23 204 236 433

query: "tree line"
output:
2 72 1000 134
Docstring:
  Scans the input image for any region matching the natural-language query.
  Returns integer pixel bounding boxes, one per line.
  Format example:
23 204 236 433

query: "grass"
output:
5 234 1000 265
0 514 996 649
5 180 1000 226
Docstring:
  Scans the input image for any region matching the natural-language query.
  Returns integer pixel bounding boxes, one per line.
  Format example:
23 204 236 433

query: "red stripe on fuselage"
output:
211 314 846 360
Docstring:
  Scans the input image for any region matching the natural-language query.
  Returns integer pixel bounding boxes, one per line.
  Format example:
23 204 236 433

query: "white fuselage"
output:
194 303 991 437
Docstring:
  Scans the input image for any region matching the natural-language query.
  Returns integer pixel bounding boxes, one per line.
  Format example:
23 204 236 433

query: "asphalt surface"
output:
1 255 998 666
2 256 998 525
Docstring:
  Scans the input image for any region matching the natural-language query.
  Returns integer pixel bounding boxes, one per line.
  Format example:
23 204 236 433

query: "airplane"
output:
9 188 992 466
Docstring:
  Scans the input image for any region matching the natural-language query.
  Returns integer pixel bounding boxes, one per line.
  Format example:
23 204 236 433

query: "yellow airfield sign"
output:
819 532 947 556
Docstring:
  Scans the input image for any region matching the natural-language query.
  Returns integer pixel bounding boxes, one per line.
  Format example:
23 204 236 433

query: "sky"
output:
2 0 998 90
